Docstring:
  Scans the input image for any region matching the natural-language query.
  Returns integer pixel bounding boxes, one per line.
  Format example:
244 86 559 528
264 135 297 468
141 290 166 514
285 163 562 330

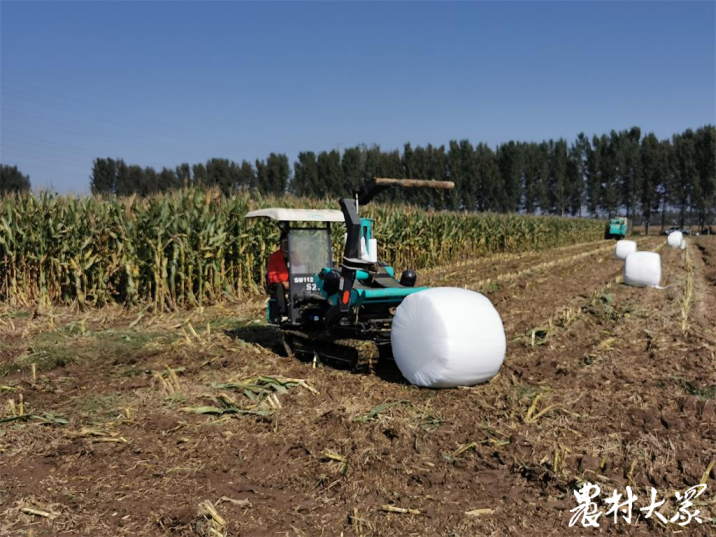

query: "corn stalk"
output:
1 188 606 307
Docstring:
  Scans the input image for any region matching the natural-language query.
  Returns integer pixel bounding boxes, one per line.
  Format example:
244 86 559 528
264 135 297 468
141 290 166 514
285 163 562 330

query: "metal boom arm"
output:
356 177 454 206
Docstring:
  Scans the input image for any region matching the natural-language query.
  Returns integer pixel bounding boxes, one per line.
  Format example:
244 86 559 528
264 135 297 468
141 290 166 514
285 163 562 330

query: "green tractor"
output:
246 177 454 369
606 216 629 240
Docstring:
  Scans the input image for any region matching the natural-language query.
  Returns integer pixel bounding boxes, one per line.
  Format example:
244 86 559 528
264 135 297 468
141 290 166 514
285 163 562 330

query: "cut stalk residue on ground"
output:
0 235 713 536
682 242 694 333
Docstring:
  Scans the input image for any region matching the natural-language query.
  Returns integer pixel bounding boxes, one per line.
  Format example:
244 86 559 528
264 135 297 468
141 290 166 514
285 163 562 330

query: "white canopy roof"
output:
245 208 345 222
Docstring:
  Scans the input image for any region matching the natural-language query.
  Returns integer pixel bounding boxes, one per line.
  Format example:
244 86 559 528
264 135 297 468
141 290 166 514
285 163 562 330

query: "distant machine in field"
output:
606 217 629 240
615 240 637 260
624 252 662 288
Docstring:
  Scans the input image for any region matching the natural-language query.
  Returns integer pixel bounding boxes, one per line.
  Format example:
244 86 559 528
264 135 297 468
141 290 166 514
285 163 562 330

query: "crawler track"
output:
282 329 381 373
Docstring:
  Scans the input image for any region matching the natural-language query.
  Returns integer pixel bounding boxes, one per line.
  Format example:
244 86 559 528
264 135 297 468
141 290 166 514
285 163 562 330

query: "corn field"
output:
0 188 606 308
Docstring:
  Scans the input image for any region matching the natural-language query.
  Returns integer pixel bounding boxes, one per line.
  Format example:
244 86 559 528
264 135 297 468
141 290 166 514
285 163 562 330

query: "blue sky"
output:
1 1 714 193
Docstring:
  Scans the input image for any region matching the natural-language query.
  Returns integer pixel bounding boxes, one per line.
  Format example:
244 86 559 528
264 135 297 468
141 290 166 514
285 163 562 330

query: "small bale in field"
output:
614 240 637 260
667 231 683 248
623 252 661 288
391 287 506 388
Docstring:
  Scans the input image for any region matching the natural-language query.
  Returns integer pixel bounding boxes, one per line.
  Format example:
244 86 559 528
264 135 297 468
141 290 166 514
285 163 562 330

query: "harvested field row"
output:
423 236 655 294
0 237 714 535
438 239 716 534
421 238 613 281
476 236 661 336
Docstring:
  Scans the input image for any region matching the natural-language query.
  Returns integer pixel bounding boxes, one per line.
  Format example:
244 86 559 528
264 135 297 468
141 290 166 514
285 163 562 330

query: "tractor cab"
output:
245 208 344 326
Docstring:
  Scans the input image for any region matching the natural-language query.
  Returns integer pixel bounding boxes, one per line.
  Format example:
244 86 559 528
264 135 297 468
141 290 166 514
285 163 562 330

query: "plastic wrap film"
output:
623 252 661 288
615 240 637 260
667 231 683 248
391 288 506 387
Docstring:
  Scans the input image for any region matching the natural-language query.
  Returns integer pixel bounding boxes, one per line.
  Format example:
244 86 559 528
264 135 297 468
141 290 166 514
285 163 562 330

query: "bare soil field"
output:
1 237 714 536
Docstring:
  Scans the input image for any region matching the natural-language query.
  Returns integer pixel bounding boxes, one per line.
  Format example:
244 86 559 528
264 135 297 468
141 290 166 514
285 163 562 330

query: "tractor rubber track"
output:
282 329 380 373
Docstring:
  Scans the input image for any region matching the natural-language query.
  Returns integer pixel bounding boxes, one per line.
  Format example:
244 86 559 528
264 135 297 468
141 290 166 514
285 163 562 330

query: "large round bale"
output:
391 288 506 388
615 240 637 260
667 231 683 248
624 252 661 288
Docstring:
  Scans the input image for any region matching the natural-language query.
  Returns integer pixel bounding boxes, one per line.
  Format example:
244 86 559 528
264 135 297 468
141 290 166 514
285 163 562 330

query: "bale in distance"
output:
615 240 637 260
390 288 506 388
624 252 661 288
667 231 683 248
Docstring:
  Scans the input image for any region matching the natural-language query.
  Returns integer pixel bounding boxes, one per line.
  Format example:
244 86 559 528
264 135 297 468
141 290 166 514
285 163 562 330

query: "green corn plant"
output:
0 188 606 308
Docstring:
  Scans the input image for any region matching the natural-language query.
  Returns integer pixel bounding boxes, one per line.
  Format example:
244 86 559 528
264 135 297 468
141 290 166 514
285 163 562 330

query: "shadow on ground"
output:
225 324 286 356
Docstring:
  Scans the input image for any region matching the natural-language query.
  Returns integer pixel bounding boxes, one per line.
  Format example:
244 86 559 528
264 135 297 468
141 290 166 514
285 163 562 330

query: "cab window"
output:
287 229 332 275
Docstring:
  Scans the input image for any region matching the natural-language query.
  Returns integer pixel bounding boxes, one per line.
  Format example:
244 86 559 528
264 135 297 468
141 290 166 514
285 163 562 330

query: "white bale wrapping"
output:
360 237 369 261
680 239 686 250
615 240 637 260
368 238 378 262
667 231 683 248
623 252 661 288
391 288 506 388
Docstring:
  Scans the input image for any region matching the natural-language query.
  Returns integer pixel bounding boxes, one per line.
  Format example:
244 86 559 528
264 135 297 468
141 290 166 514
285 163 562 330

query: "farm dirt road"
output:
1 237 714 536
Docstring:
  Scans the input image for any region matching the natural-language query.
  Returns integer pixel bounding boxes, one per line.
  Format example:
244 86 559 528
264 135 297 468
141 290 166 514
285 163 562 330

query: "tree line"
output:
3 125 714 232
0 165 31 196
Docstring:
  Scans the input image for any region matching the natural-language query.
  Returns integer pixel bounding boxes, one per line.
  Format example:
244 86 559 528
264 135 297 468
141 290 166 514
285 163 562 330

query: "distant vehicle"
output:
681 228 691 235
606 217 629 239
661 226 681 236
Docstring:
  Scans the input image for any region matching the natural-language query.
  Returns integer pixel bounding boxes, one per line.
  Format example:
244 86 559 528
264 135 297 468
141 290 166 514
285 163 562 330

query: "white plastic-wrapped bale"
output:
368 238 378 262
390 288 506 388
623 252 661 288
615 240 637 260
667 231 683 248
